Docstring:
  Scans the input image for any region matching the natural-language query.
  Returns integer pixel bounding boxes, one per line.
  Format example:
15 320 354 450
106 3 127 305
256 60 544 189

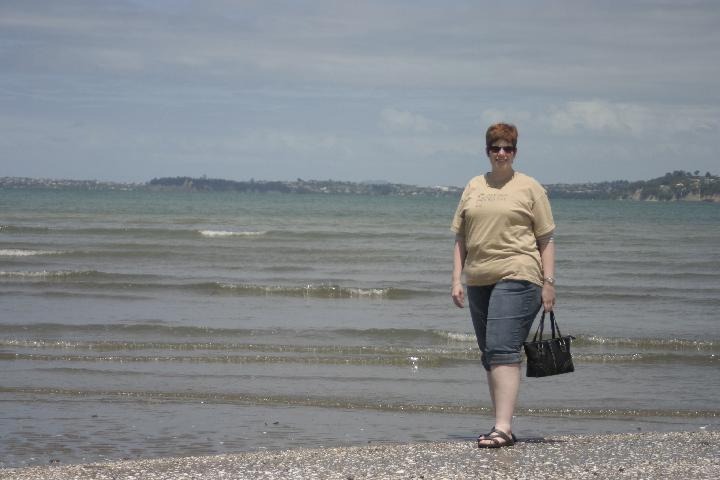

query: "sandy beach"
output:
2 430 717 480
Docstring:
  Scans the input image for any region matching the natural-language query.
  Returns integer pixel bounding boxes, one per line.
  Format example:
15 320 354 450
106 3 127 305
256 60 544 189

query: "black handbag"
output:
523 310 575 377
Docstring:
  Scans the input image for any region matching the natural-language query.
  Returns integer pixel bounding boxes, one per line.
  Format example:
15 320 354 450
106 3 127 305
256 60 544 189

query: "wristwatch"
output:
544 276 555 286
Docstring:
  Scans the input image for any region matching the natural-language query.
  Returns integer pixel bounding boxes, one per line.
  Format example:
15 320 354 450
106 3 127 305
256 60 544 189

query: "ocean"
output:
1 188 718 467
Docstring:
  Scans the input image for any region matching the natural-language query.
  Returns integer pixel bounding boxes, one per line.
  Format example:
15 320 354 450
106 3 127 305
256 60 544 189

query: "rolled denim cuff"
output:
481 352 522 371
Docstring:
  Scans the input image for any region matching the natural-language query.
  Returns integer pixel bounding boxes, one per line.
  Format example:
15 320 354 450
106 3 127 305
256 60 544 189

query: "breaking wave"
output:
198 230 267 238
0 249 64 257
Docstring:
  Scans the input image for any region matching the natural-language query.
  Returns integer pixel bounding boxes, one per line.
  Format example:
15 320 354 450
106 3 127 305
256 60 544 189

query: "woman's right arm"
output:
451 234 466 308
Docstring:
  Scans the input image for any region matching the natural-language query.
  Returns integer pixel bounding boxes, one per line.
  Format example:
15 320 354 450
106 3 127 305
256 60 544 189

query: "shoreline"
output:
2 431 718 480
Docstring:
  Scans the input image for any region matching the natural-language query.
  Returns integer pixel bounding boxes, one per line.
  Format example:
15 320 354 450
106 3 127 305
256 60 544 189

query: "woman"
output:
451 123 556 448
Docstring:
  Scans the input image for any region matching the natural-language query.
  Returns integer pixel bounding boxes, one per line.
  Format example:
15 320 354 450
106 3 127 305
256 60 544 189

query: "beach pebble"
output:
3 431 718 480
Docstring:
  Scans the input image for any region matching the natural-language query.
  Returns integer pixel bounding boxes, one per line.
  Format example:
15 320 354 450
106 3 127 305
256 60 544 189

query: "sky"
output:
1 0 719 187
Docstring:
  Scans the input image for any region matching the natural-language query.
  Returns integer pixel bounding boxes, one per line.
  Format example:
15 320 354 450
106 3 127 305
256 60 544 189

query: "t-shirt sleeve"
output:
450 184 470 235
531 183 555 238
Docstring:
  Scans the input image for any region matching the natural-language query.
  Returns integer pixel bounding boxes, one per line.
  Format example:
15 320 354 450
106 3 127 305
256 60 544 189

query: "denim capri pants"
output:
467 280 542 371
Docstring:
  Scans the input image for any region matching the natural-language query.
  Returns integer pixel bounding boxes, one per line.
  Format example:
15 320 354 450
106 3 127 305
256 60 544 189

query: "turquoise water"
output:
1 188 718 467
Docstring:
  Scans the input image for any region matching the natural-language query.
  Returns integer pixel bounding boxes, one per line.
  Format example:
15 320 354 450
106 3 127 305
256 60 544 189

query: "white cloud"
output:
481 109 532 127
379 134 484 158
3 0 719 94
546 100 720 136
546 101 650 134
379 108 445 134
2 0 720 185
238 130 350 155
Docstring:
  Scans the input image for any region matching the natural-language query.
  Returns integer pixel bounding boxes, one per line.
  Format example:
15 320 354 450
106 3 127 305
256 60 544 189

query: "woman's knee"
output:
481 281 541 370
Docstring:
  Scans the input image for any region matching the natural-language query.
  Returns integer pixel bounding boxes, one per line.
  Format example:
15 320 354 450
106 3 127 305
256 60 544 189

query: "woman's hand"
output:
542 284 555 312
451 283 465 308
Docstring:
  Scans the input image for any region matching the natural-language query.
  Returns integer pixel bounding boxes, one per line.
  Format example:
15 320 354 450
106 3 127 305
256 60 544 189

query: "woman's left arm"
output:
538 238 556 312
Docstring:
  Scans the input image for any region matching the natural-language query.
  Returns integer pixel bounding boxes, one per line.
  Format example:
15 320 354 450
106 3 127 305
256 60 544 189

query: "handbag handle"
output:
549 311 564 339
530 310 563 342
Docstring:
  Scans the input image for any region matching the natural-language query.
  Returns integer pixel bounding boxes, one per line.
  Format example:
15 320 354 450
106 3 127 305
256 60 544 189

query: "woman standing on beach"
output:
451 123 556 448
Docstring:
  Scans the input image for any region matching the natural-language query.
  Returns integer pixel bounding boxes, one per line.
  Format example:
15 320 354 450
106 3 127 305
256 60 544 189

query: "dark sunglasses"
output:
487 146 516 154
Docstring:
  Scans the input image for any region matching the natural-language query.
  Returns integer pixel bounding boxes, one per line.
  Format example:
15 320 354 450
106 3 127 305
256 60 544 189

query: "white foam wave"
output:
0 249 63 257
439 331 477 342
0 270 74 278
198 230 267 238
347 287 390 297
214 283 393 298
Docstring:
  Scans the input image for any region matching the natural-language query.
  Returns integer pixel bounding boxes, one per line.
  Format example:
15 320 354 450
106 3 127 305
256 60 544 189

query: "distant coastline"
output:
1 170 718 202
545 170 720 202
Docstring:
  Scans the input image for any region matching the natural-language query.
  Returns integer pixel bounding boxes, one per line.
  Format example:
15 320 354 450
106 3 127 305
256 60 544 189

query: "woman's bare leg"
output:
479 363 520 445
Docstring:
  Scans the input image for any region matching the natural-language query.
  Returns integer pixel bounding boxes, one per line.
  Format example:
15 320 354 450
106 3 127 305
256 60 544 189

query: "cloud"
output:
379 108 445 134
481 109 532 127
234 130 350 156
2 0 719 96
546 100 720 136
546 101 650 134
2 0 720 185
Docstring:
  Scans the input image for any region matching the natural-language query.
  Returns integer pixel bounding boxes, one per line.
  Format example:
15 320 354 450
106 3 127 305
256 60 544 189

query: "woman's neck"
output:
487 169 515 184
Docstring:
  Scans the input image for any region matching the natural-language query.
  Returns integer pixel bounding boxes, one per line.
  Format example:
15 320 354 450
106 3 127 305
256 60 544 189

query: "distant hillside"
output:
147 176 461 196
546 170 720 202
2 171 718 201
149 171 719 202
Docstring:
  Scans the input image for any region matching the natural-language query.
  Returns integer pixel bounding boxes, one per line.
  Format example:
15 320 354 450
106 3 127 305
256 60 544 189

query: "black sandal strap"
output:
477 426 518 446
489 429 513 445
477 428 515 448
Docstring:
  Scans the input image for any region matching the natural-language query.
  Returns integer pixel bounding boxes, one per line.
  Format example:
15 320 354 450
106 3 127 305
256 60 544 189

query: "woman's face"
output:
487 139 516 173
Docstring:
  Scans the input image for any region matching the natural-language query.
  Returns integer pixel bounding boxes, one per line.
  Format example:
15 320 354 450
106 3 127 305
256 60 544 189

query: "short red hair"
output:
485 123 518 149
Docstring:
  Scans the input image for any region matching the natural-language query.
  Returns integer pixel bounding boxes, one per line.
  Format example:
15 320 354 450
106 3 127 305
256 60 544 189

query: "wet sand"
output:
2 430 718 480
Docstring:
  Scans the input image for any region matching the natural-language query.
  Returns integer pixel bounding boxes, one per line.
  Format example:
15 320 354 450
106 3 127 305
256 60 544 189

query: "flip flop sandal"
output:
477 428 515 449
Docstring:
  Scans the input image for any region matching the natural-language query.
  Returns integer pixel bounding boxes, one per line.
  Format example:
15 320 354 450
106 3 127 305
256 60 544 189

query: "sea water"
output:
1 188 718 467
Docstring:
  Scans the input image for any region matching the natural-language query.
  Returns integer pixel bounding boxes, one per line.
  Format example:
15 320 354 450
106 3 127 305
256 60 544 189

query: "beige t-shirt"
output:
451 172 555 287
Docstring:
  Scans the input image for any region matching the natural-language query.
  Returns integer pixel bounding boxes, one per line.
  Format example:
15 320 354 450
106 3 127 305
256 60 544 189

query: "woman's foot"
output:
477 426 517 442
477 427 516 448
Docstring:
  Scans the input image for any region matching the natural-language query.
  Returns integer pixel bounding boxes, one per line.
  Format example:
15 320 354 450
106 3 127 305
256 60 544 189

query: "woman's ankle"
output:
494 423 512 434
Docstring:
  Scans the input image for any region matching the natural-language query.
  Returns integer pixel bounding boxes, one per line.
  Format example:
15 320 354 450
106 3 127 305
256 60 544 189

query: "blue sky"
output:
2 0 719 186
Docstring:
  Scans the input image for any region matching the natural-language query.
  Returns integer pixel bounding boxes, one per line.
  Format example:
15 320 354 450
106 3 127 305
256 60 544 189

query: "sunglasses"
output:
487 146 516 154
